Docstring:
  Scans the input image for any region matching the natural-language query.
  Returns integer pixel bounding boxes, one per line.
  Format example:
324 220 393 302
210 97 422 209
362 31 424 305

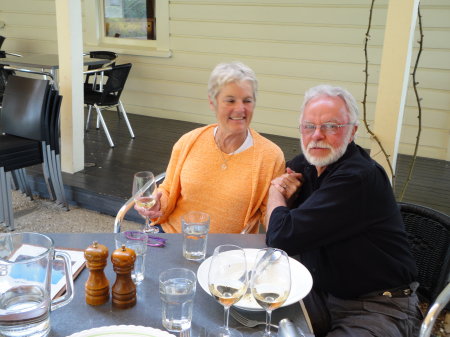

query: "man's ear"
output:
349 124 358 143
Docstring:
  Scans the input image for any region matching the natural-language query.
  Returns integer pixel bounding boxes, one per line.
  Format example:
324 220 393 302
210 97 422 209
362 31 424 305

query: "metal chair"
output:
419 282 450 337
84 63 135 147
399 202 450 305
0 74 67 230
83 50 117 92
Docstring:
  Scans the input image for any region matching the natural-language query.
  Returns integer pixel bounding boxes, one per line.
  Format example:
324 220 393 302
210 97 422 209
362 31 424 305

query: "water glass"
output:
115 231 148 285
159 268 197 333
181 211 210 261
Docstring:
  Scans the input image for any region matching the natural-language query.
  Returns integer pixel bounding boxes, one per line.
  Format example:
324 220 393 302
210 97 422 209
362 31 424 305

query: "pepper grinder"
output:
84 241 110 306
111 244 137 309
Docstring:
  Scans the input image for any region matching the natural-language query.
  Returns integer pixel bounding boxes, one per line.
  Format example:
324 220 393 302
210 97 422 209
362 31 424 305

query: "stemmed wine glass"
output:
132 171 158 233
208 245 248 337
250 248 291 337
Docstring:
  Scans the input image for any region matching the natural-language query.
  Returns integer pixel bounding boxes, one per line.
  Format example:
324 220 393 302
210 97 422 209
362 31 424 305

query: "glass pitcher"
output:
0 232 74 337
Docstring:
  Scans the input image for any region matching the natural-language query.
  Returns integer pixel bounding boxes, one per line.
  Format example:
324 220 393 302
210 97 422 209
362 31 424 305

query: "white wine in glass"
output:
251 248 291 337
208 245 248 337
132 171 158 233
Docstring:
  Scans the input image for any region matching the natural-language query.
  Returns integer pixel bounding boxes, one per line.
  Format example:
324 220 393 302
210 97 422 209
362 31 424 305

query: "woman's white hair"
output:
207 62 258 105
299 84 360 124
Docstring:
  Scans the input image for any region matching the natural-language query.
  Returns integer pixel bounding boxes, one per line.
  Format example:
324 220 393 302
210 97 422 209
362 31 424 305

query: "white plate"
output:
197 248 313 311
66 325 176 337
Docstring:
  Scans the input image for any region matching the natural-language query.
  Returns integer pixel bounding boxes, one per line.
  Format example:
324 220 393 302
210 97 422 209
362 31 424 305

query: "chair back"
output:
84 50 117 87
0 75 50 141
87 50 117 71
399 202 450 304
104 63 131 92
97 63 132 105
0 35 5 49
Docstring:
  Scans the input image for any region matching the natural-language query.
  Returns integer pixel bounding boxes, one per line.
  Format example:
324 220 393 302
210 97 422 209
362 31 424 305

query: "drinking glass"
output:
250 248 291 337
115 231 148 285
208 245 248 337
159 268 197 333
132 171 158 233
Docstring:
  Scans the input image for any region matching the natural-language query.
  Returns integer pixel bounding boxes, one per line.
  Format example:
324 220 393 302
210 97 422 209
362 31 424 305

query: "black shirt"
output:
266 142 417 299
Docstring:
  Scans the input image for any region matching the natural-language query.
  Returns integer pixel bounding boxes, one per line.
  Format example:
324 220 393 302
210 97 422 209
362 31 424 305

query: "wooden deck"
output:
27 110 449 222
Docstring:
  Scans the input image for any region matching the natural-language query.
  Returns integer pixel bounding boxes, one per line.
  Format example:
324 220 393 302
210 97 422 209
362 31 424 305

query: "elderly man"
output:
266 85 422 337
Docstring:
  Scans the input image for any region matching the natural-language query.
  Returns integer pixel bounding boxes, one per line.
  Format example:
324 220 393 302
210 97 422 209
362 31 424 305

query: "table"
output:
0 53 106 78
47 233 313 337
0 53 107 90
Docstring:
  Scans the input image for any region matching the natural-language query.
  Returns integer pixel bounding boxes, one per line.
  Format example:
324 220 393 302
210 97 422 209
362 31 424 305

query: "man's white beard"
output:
301 131 353 168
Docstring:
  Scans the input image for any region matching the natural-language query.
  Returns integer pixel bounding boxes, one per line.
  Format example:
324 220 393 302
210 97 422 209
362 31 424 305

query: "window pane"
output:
104 0 155 40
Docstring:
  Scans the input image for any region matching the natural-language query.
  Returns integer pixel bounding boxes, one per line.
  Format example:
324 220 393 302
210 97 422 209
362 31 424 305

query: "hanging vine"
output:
362 0 395 182
400 5 424 200
362 1 424 194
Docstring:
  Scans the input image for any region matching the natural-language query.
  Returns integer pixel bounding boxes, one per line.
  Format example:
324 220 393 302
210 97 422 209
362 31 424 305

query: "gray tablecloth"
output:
47 233 313 337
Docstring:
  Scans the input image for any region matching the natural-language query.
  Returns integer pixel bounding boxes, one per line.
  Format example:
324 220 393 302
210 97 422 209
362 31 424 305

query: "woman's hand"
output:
271 168 304 200
134 191 164 219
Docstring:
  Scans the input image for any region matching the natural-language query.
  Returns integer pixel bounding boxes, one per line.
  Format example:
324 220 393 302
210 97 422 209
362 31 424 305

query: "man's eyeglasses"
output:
299 123 354 135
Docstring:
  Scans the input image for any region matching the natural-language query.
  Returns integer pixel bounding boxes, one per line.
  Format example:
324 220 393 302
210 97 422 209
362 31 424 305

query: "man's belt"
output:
360 282 419 299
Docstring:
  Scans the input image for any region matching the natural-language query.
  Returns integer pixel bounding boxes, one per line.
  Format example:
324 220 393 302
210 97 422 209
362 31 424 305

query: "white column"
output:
370 0 420 180
55 0 84 173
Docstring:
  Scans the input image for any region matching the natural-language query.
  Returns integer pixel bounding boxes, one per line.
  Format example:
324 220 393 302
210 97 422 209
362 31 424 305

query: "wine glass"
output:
250 248 291 337
132 171 158 233
208 245 248 337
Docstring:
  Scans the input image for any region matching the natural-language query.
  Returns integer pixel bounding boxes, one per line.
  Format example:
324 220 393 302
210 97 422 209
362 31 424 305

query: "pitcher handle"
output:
51 250 75 311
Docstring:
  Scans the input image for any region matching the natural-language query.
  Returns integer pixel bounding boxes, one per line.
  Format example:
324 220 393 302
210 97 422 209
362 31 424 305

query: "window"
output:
104 0 155 40
83 0 170 57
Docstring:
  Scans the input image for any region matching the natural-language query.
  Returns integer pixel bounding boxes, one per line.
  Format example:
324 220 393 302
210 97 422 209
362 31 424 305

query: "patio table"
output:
47 233 314 337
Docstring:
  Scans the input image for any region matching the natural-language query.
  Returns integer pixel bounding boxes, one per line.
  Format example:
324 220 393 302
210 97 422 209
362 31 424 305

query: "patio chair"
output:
0 36 5 48
83 50 117 92
84 63 135 147
0 75 66 230
399 202 450 305
419 282 450 337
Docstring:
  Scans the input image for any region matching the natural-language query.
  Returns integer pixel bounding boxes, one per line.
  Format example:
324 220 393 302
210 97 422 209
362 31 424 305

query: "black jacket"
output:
266 142 417 299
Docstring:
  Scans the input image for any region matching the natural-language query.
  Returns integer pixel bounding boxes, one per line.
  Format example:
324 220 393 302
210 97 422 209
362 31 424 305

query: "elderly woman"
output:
137 62 285 233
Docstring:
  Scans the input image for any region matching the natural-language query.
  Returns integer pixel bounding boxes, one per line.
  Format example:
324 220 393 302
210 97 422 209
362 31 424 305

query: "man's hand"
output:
271 167 304 200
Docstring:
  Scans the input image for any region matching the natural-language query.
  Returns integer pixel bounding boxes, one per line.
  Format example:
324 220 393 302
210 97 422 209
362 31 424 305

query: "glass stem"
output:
224 306 231 331
144 216 150 231
265 310 273 336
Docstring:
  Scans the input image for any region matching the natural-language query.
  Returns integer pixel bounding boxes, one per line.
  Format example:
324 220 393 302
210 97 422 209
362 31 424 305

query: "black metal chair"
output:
0 75 66 230
0 36 5 49
84 63 135 147
399 202 450 305
83 50 117 92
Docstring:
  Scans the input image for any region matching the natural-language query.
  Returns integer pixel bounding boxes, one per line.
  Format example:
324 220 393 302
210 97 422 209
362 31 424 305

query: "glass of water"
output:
115 231 148 285
181 211 210 261
159 268 197 333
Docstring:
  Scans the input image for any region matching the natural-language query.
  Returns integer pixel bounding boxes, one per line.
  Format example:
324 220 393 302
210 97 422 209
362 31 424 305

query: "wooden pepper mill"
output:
84 241 110 306
111 244 137 309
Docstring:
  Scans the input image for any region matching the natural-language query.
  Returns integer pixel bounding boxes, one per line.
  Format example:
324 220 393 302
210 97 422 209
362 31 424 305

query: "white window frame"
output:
83 0 171 58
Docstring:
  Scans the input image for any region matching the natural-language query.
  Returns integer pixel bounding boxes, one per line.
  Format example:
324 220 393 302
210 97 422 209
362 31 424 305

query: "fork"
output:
230 307 279 329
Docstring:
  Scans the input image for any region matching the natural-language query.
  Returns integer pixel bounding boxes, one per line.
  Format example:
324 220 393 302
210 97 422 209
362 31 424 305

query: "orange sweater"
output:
156 125 285 233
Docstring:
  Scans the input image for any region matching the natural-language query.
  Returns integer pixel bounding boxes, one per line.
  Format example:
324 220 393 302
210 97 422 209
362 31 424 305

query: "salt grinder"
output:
111 244 137 309
84 241 110 306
